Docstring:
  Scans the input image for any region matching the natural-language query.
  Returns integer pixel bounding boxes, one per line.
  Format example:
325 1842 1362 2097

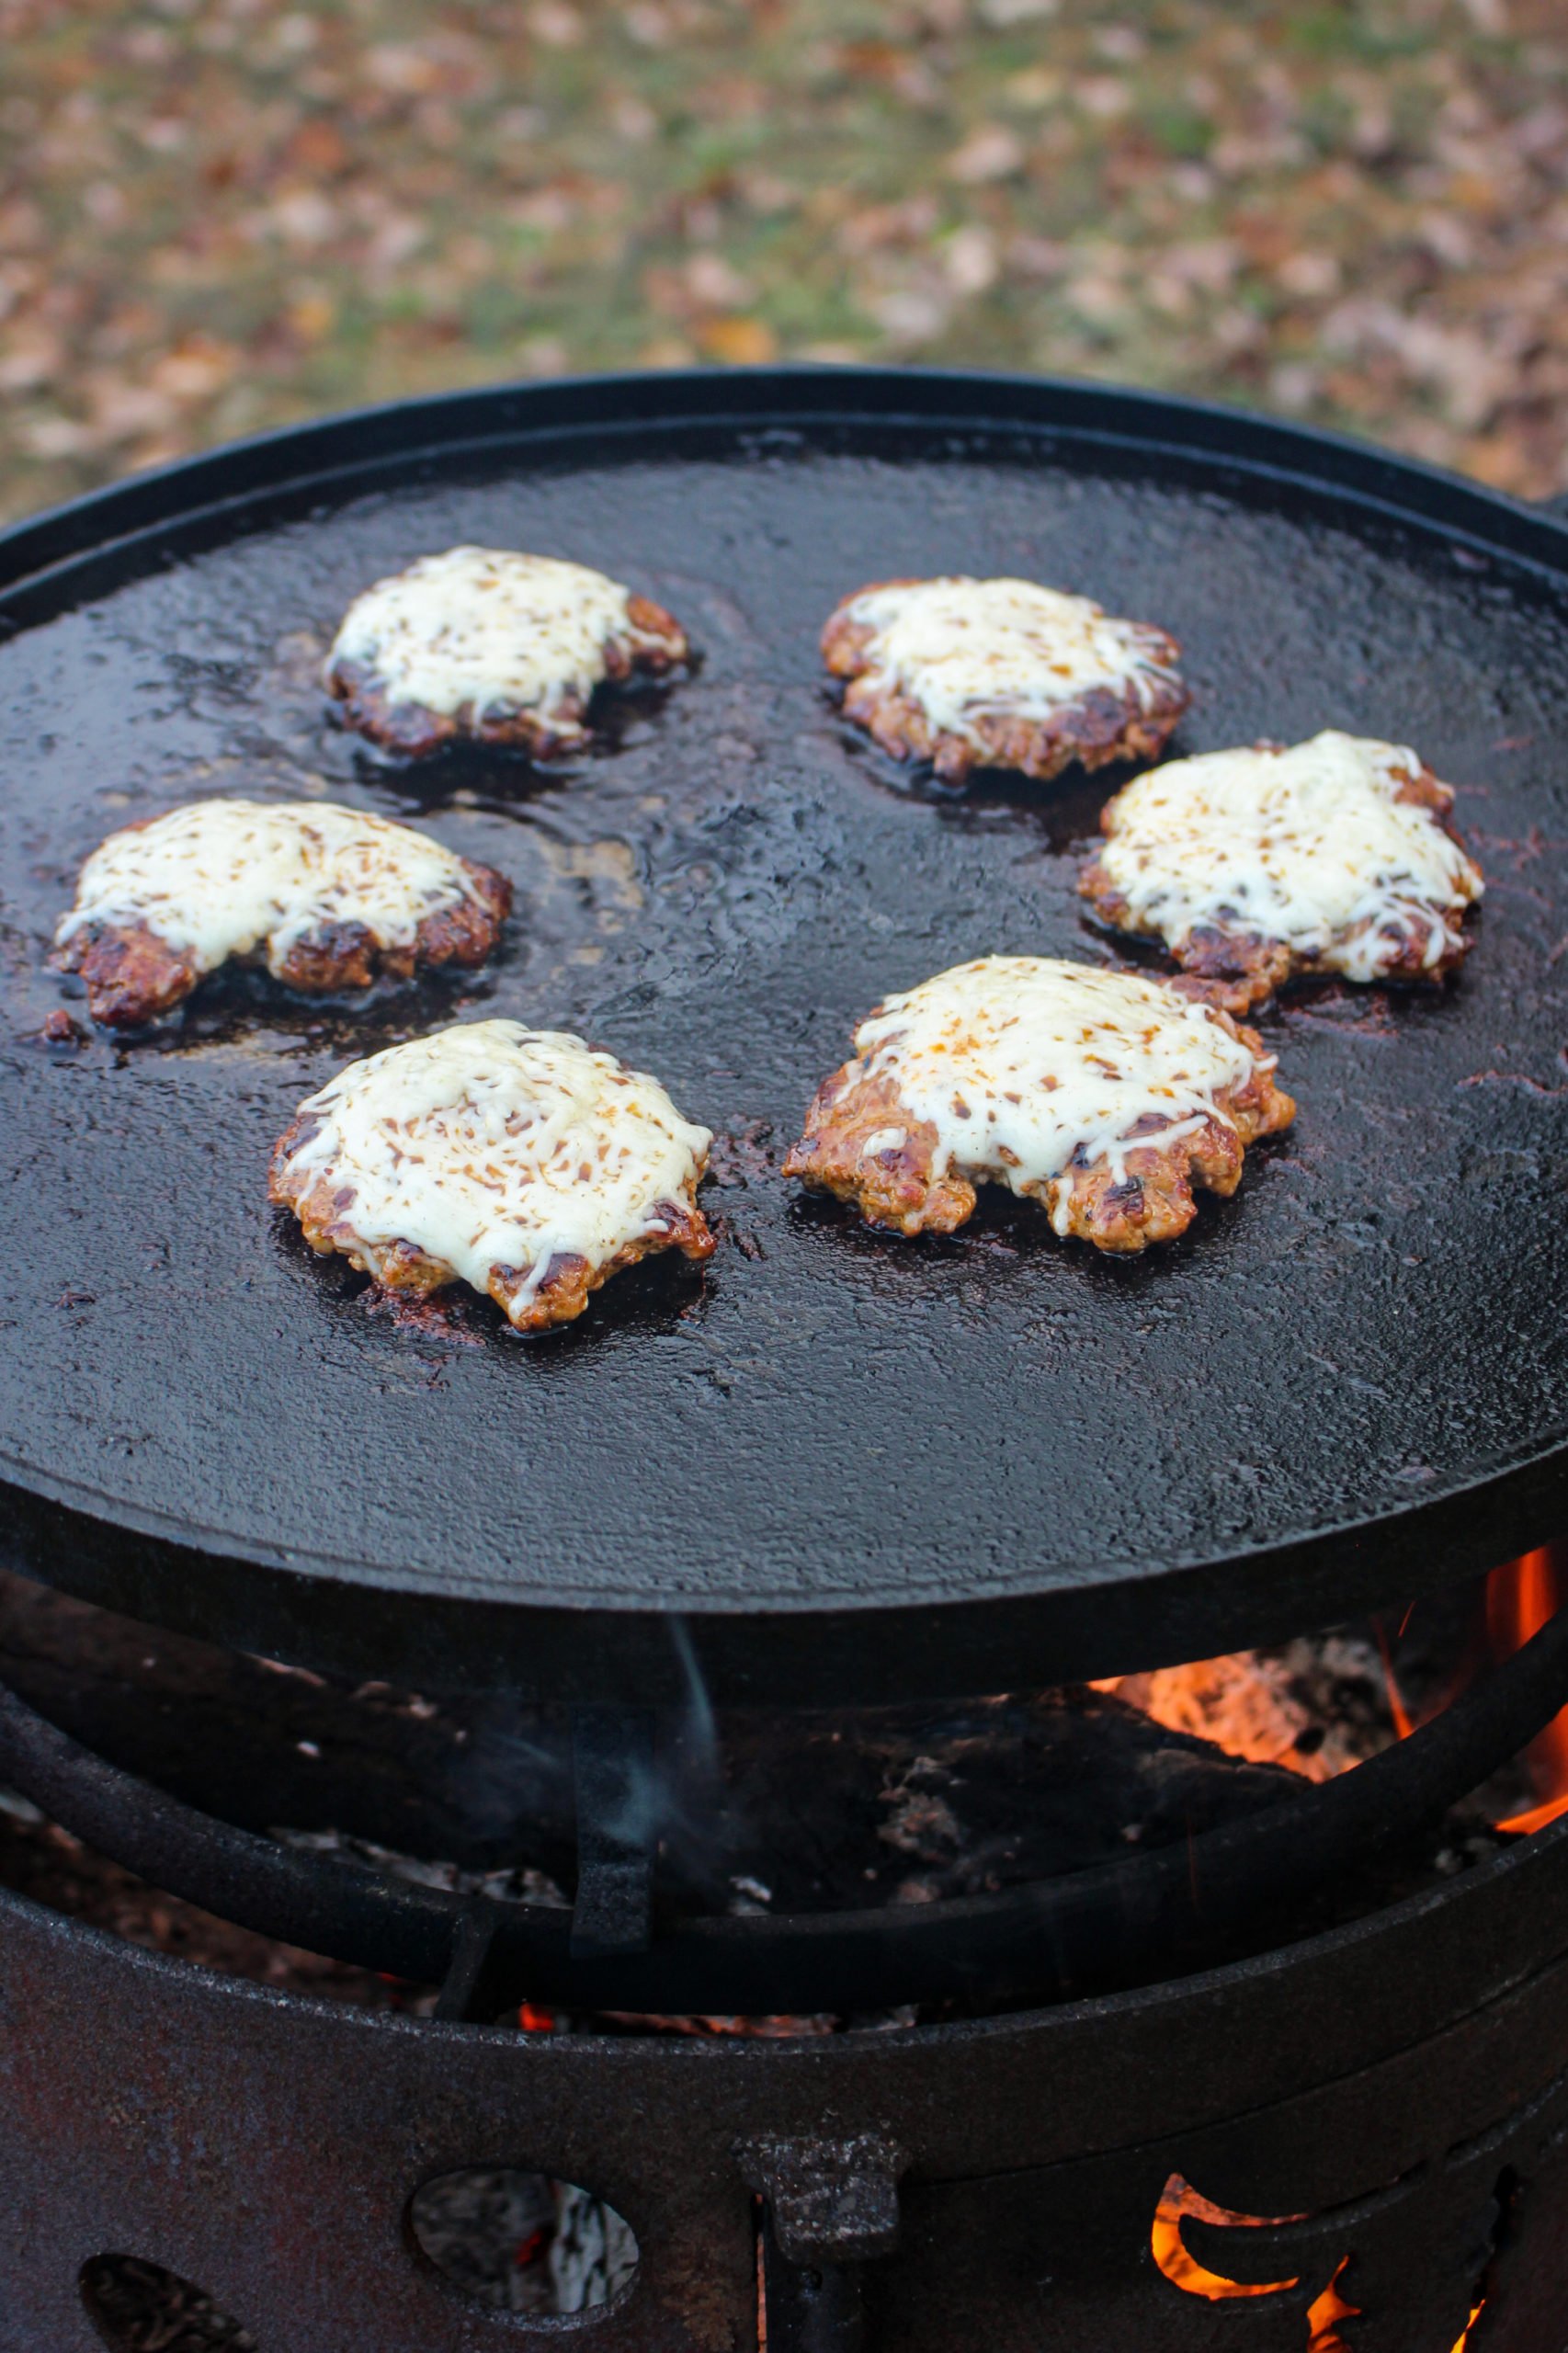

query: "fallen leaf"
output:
696 315 779 364
945 123 1026 184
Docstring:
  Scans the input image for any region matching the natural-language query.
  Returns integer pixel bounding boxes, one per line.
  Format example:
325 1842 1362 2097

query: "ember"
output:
1094 1632 1392 1781
1103 1547 1568 1851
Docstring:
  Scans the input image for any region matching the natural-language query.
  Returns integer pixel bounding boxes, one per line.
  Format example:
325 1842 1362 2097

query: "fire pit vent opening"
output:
407 2166 640 2317
79 2254 257 2352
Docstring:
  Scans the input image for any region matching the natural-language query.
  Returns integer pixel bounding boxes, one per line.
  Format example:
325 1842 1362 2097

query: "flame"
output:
1376 1547 1568 1837
1154 2178 1485 2348
1108 1545 1568 1836
1486 1547 1568 1834
1152 2177 1359 2342
1092 1654 1347 1780
1309 2261 1359 2350
1374 1617 1416 1742
1152 2175 1299 2299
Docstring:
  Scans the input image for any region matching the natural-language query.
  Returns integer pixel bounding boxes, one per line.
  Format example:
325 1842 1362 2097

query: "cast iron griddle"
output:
2 369 1567 1706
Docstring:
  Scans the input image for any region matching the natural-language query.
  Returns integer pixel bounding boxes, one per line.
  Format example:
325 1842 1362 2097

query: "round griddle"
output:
3 369 1568 1707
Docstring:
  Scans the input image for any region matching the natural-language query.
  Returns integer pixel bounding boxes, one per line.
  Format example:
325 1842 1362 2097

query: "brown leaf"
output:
696 315 778 364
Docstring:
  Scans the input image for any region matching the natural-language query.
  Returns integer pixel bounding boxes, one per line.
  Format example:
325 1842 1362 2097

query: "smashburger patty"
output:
821 574 1187 785
784 955 1294 1255
1080 730 1484 1014
324 546 688 757
52 798 511 1028
268 1018 715 1334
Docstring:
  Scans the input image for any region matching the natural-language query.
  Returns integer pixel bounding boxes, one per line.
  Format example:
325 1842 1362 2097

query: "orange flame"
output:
1092 1654 1351 1780
1152 2176 1299 2299
1122 1558 1560 2350
1153 2177 1484 2349
1152 2177 1358 2343
1487 1547 1568 1834
1325 1546 1568 1839
1310 2261 1360 2351
1108 1548 1568 1833
1374 1617 1417 1742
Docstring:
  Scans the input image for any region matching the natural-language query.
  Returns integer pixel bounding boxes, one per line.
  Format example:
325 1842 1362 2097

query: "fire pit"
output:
3 369 1568 2350
3 1550 1568 2352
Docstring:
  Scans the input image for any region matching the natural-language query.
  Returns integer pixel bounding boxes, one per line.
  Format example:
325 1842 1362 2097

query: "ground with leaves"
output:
2 0 1566 521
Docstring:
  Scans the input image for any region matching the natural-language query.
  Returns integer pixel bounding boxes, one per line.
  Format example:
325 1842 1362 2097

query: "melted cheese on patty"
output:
327 547 653 720
849 956 1265 1235
1096 732 1483 978
275 1020 711 1318
56 799 488 976
842 577 1177 746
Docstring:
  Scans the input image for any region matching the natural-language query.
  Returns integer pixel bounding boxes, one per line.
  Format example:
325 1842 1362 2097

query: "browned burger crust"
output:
326 592 688 758
783 1015 1294 1256
53 858 513 1029
53 923 200 1029
1079 761 1478 1017
267 1119 714 1334
821 578 1187 787
783 1072 980 1236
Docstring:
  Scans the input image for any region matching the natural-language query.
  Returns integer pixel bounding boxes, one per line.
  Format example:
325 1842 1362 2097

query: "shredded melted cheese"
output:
841 576 1178 746
1095 731 1484 979
275 1019 711 1319
56 798 487 977
848 956 1265 1236
327 547 658 722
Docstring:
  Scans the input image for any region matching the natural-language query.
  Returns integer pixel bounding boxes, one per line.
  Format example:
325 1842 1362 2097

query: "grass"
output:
2 0 1566 518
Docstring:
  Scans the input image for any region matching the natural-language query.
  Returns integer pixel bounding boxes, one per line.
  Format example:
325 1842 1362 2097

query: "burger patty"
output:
268 1020 716 1334
1079 731 1485 1015
822 574 1187 786
274 1158 713 1333
52 799 512 1028
324 547 688 758
784 955 1294 1256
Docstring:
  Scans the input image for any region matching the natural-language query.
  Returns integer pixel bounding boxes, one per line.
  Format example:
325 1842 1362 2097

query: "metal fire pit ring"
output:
5 1792 1568 2350
4 1596 1566 2018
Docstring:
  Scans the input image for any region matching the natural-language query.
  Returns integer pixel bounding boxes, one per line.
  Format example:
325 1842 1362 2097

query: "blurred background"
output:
2 0 1566 524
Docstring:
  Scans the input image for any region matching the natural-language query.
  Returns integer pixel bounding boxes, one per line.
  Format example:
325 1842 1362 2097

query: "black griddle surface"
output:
2 373 1566 1704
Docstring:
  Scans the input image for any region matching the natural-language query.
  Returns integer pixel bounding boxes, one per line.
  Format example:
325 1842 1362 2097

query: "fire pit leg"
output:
741 2133 904 2353
760 2223 867 2353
